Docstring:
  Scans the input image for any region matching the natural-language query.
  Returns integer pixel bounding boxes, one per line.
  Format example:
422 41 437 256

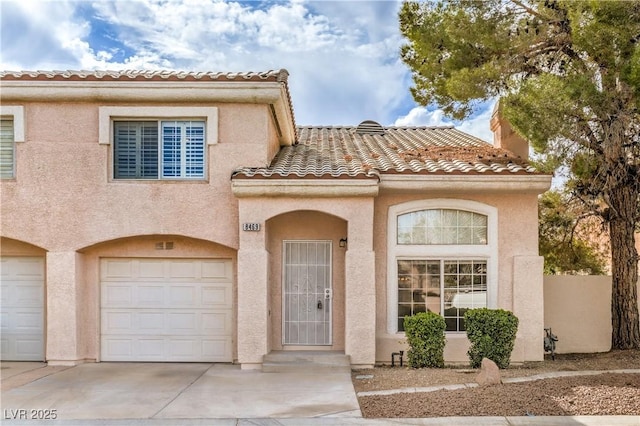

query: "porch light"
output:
339 238 348 248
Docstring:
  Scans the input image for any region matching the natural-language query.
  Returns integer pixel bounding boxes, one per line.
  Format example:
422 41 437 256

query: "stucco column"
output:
344 201 376 368
345 249 376 367
236 208 269 369
512 255 545 362
45 251 83 365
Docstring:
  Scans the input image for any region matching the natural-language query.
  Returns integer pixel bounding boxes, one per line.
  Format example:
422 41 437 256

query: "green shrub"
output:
464 308 519 369
403 312 446 368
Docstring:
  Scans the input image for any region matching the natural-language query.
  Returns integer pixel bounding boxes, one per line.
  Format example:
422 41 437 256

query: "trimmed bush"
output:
403 312 446 368
465 308 519 369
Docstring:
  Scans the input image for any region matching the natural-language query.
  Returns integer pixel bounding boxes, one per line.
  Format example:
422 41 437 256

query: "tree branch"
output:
508 0 546 19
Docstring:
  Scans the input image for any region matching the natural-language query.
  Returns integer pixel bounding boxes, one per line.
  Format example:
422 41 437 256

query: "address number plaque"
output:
242 223 261 232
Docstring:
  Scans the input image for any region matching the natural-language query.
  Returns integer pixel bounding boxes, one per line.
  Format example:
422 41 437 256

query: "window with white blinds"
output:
0 118 15 179
114 120 205 179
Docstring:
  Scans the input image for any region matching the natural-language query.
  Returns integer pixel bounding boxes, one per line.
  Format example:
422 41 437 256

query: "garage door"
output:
0 257 45 361
101 258 233 362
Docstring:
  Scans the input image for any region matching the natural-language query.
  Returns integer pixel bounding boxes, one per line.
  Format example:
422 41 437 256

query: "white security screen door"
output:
283 241 332 345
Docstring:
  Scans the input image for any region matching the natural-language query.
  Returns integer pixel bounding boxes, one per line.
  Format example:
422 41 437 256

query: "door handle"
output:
317 300 323 310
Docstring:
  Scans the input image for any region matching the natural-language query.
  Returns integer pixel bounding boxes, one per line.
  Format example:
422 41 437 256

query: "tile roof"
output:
232 125 540 179
0 69 290 82
1 69 297 138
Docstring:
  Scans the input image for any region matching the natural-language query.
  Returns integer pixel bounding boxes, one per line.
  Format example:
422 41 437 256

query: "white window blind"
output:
114 120 205 179
0 118 15 179
161 121 205 178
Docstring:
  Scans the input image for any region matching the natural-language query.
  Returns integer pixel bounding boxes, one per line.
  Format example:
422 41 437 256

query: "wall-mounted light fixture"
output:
339 238 348 248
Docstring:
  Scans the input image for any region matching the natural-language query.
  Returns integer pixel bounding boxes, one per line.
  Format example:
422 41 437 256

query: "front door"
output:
283 240 332 345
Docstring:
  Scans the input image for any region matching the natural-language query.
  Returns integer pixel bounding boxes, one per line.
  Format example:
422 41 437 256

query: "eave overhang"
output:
0 80 296 146
379 174 553 194
232 174 552 198
232 179 380 198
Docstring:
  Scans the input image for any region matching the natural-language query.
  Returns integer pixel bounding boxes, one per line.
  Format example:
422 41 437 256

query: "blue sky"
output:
0 0 495 141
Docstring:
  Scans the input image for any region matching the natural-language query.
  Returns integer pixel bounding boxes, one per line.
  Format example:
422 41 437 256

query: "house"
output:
0 70 551 368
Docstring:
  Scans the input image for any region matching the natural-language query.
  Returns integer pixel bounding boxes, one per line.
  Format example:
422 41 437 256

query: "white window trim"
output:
386 199 498 334
0 106 25 142
98 106 218 145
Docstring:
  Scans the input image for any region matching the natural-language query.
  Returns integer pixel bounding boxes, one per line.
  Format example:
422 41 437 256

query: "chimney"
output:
490 101 529 159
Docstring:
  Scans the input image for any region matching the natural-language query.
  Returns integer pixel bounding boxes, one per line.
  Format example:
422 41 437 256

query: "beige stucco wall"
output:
374 191 544 364
1 237 47 256
2 102 278 251
2 92 549 367
1 98 282 363
544 275 640 354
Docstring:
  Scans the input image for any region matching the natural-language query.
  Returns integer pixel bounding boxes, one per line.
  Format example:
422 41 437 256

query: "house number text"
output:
242 223 261 232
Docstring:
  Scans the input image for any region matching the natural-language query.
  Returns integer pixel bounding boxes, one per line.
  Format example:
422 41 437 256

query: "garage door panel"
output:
139 312 166 331
102 259 134 279
168 261 199 279
13 283 45 306
202 311 232 334
2 258 44 279
103 282 231 309
201 260 232 280
169 285 197 305
15 310 44 330
202 285 231 306
103 284 134 306
168 312 197 331
138 285 165 306
102 338 133 358
202 338 232 359
102 311 134 332
0 257 45 361
138 260 166 279
102 310 230 335
101 258 233 362
102 336 231 362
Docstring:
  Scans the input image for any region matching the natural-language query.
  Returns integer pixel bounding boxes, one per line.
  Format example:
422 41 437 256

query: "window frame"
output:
387 199 498 334
0 106 25 180
113 119 207 180
99 106 218 181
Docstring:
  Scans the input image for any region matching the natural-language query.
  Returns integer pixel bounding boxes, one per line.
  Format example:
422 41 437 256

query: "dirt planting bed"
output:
352 350 640 418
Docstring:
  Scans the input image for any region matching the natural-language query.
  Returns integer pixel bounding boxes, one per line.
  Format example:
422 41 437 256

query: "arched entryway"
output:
266 210 347 351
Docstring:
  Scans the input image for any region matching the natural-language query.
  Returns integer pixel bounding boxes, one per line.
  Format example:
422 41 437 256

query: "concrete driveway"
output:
1 362 361 421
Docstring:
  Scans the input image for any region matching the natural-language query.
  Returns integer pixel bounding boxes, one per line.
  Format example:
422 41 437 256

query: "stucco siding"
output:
373 191 542 364
1 102 280 253
544 275 640 354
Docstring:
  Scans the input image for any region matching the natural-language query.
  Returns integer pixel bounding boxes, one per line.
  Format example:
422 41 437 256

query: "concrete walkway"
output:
1 362 639 425
1 362 360 420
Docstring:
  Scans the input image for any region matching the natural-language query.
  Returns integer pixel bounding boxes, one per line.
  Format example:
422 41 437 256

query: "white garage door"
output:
101 258 233 362
0 257 45 361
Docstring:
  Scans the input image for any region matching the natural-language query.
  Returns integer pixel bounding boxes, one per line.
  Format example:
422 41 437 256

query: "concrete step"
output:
262 350 351 373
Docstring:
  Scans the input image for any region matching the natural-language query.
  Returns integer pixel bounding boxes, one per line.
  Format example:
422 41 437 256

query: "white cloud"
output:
0 0 488 133
394 107 449 127
394 103 496 143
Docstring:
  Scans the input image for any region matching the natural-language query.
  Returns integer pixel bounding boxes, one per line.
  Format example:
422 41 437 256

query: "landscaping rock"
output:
476 358 502 386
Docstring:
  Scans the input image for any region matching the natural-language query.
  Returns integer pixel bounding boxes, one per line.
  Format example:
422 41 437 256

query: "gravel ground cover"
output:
352 349 640 418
